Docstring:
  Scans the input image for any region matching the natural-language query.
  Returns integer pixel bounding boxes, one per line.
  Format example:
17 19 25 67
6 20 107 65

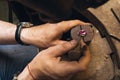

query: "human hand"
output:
21 20 89 48
18 40 90 80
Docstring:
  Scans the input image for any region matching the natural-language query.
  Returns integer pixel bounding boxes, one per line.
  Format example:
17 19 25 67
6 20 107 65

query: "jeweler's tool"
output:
67 25 94 61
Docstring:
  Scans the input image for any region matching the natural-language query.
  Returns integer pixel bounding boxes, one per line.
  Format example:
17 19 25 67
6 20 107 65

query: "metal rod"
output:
111 8 120 25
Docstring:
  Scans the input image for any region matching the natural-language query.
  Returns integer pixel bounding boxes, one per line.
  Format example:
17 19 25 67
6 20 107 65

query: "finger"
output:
64 46 90 72
49 40 77 57
52 40 68 45
80 39 86 47
77 46 91 70
59 61 86 74
57 20 90 32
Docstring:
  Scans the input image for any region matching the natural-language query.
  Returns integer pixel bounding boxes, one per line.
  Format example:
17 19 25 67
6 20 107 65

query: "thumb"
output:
53 40 68 45
57 20 90 33
51 40 77 57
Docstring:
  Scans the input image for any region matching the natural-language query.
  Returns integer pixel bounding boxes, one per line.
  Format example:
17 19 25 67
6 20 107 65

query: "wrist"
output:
18 65 34 80
0 20 17 44
10 24 17 44
20 26 44 48
20 28 31 45
15 22 34 45
28 62 53 80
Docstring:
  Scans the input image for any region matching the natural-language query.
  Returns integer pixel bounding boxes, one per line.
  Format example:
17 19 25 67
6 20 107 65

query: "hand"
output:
18 40 91 80
21 20 89 48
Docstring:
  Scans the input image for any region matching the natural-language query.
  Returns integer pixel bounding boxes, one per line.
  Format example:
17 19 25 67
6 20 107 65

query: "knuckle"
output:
60 42 72 51
45 23 51 26
60 21 66 23
69 19 80 23
56 21 65 26
46 23 55 27
74 19 80 22
73 19 86 24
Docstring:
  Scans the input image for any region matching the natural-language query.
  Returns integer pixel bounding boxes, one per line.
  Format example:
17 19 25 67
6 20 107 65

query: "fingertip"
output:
70 40 77 46
80 39 86 47
59 40 77 53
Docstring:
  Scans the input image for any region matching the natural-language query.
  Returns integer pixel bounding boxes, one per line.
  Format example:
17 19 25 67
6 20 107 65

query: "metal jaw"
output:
66 25 94 61
71 25 94 44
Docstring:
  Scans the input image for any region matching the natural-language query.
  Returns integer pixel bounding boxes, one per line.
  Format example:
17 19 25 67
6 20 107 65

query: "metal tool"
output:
111 8 120 25
67 25 94 61
71 25 94 44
